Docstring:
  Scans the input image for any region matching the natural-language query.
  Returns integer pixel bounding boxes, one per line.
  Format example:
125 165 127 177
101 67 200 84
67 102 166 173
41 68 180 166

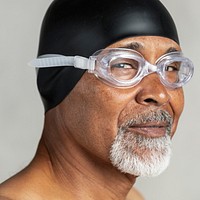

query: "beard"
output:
109 110 173 177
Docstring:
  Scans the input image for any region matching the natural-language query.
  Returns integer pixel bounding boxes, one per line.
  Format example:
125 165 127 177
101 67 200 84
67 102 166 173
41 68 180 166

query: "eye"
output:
164 62 181 83
110 58 139 70
165 62 180 72
165 65 178 71
112 63 134 69
109 58 139 80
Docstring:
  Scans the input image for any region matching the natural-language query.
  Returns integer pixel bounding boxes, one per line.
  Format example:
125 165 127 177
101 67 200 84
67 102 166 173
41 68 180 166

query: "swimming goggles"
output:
29 48 194 89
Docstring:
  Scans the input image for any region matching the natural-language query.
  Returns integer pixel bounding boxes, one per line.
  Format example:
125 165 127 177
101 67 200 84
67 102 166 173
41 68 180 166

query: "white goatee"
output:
109 110 172 177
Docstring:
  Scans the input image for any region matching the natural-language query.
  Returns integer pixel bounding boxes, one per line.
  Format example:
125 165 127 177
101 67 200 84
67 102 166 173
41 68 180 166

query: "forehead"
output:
107 36 181 55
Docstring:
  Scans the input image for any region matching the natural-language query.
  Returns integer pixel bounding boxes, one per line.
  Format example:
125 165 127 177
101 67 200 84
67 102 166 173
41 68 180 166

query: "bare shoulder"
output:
0 196 13 200
0 178 19 200
0 188 14 200
126 187 145 200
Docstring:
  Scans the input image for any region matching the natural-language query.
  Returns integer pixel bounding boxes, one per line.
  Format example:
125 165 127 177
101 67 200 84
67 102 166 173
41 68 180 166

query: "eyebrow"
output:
165 47 179 54
120 42 144 51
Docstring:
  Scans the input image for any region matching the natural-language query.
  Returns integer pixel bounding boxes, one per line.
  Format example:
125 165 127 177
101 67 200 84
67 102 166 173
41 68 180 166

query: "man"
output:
0 0 194 199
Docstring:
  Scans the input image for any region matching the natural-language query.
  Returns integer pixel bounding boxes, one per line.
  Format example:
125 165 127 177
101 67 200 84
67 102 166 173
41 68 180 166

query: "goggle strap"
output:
28 54 90 70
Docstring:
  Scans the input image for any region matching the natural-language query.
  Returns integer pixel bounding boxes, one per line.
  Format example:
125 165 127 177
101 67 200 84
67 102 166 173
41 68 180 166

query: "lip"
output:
127 122 168 138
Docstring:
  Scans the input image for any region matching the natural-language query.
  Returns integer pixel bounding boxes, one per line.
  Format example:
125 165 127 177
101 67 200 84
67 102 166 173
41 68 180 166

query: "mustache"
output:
120 110 173 136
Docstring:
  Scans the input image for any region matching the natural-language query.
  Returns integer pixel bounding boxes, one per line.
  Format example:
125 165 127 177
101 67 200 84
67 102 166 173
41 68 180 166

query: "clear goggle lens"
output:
90 48 194 88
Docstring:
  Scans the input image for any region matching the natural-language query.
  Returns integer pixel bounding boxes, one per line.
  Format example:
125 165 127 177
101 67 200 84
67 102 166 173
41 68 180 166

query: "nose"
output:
136 74 170 107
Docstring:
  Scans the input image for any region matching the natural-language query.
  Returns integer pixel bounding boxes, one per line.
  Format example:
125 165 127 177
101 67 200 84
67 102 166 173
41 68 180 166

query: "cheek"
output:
77 93 121 159
79 75 133 128
170 88 184 117
169 88 184 137
79 84 127 140
63 75 133 159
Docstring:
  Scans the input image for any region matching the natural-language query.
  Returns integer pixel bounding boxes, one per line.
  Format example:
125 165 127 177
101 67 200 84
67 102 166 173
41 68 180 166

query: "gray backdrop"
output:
0 0 199 199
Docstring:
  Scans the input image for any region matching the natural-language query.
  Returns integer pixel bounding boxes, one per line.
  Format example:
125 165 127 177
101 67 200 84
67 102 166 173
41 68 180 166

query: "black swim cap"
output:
37 0 179 112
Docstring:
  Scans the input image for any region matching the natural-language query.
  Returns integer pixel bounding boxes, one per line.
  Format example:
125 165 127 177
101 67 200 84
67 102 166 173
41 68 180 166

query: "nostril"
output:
135 78 170 106
144 98 158 104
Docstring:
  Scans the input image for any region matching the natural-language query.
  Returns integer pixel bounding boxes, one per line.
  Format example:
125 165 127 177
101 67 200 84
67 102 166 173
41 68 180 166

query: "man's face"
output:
59 36 184 177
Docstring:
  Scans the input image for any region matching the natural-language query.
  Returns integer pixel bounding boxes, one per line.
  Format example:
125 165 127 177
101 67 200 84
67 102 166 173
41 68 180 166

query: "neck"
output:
31 111 137 200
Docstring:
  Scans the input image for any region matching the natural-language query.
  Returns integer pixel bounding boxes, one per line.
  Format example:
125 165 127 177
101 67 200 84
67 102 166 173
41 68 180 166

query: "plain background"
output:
0 0 199 199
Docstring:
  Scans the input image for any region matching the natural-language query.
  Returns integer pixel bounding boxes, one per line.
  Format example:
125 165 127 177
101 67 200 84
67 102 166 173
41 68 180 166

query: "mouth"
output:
127 122 169 138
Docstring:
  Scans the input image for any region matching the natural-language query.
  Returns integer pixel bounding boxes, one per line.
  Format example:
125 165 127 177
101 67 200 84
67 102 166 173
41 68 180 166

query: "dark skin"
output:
0 36 184 200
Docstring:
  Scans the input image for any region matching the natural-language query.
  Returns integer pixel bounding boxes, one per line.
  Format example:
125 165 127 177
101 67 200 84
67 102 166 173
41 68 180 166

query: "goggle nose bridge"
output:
143 61 159 77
